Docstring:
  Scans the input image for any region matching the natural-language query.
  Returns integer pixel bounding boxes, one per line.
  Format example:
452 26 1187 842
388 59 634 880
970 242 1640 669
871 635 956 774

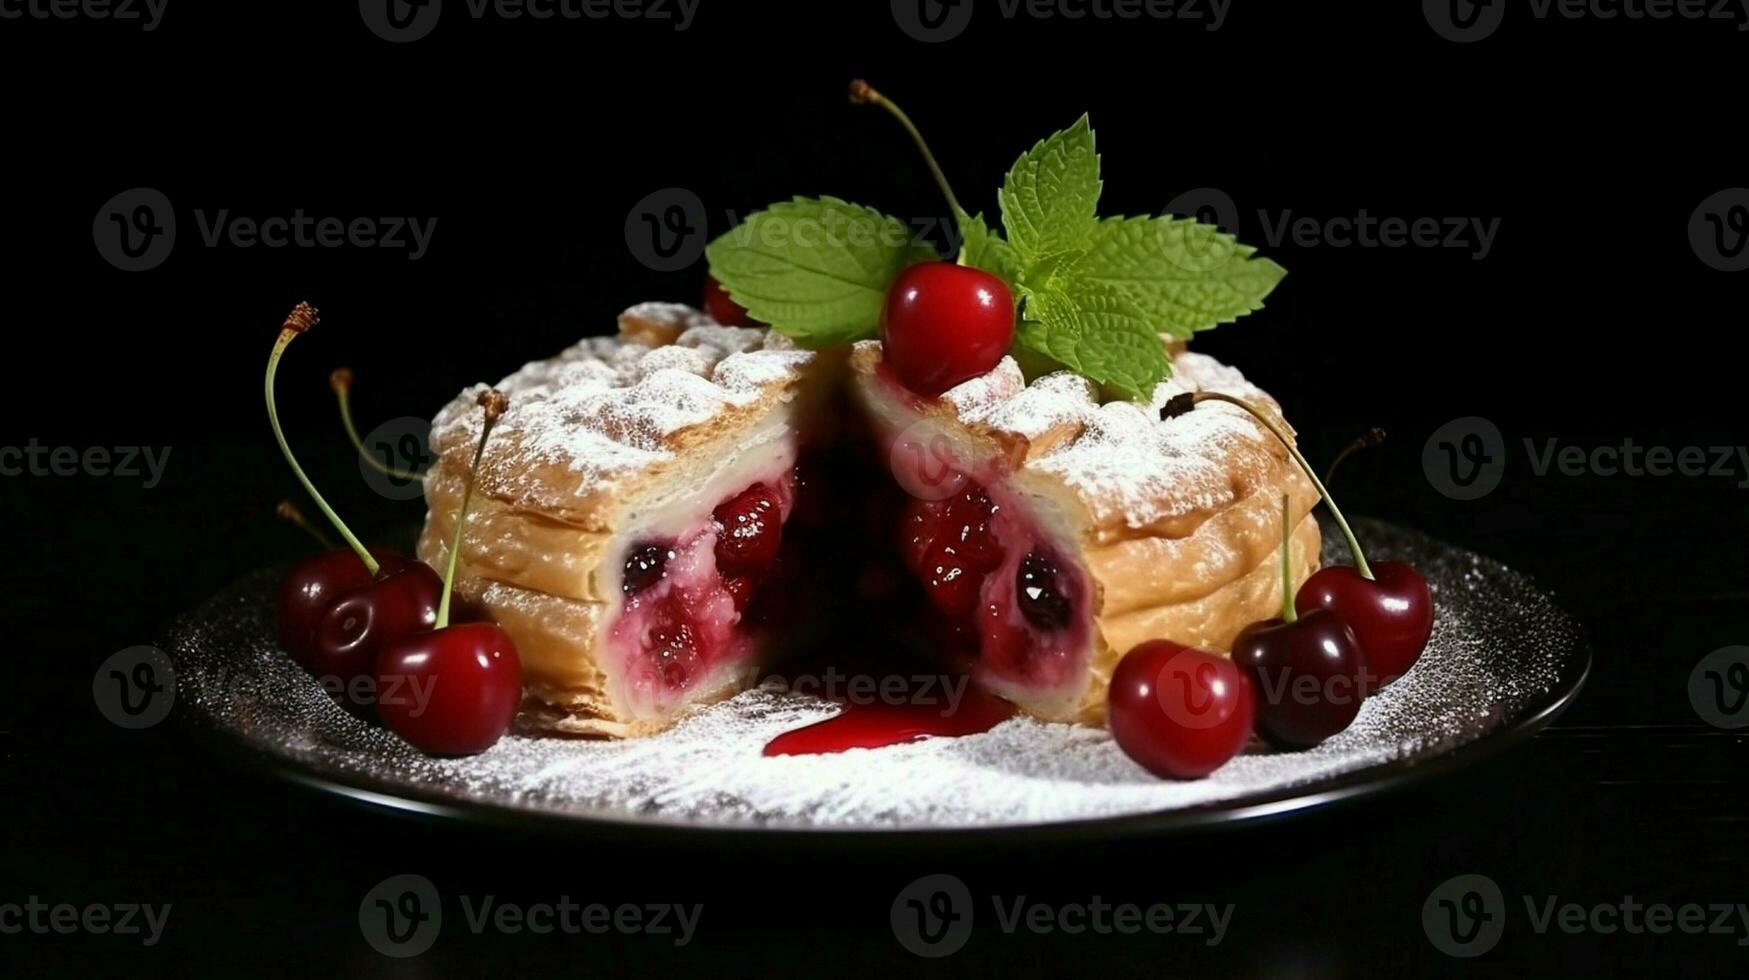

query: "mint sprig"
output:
706 84 1287 400
704 197 937 347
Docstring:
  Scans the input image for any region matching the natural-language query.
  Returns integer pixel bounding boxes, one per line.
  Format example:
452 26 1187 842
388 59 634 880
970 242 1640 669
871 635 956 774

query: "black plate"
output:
162 519 1589 842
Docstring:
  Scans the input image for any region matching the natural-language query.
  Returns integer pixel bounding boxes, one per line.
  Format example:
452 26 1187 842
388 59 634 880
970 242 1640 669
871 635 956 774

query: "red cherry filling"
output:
622 543 672 595
895 472 1087 694
712 482 782 574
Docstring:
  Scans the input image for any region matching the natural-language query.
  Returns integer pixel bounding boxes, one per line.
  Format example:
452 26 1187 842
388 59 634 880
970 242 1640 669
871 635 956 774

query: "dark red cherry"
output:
307 561 443 688
943 483 1002 571
1295 561 1433 693
881 261 1014 397
1108 640 1255 779
712 483 782 574
1016 552 1071 631
703 276 754 327
622 543 672 595
375 622 523 756
276 547 408 662
1230 610 1366 749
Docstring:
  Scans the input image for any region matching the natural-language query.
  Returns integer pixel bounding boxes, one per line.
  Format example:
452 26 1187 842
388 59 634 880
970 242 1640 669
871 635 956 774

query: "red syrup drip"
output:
762 682 1016 756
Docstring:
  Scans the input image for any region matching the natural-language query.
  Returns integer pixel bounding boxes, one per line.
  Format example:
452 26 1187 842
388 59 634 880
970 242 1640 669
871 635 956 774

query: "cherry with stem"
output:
330 367 423 481
1164 391 1433 691
375 390 523 756
267 302 440 677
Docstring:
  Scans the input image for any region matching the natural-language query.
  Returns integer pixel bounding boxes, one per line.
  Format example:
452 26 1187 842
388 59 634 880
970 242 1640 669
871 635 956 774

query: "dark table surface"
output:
4 3 1747 976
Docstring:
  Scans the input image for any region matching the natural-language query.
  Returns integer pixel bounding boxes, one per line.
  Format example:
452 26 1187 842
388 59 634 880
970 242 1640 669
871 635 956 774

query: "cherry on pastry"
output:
1229 495 1367 748
882 261 1015 397
703 275 755 327
1108 639 1255 779
266 302 441 672
376 390 523 756
1164 391 1433 693
850 80 1016 397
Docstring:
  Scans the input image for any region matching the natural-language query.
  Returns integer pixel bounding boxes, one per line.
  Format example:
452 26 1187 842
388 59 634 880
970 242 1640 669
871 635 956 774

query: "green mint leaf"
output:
705 196 937 346
998 115 1101 268
956 210 1019 289
1016 277 1171 400
1072 215 1287 338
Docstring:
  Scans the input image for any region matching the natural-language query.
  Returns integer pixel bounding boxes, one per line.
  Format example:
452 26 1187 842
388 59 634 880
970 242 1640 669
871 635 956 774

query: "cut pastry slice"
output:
418 303 823 737
850 341 1322 726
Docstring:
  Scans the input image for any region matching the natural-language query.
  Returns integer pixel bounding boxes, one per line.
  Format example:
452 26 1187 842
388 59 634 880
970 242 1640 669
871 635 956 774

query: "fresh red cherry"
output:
1230 611 1366 749
375 621 523 756
276 546 415 663
1108 640 1255 779
265 303 437 676
703 276 754 327
376 389 524 755
845 82 1018 396
308 560 442 686
712 483 782 575
882 262 1015 397
1163 391 1435 698
1296 561 1433 693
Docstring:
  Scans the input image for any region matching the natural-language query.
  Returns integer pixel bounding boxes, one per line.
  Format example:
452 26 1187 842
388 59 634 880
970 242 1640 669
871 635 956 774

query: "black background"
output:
3 0 1747 975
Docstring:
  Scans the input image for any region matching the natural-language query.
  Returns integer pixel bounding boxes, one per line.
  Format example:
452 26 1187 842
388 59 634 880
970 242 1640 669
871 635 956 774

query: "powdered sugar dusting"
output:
429 307 814 499
165 521 1585 832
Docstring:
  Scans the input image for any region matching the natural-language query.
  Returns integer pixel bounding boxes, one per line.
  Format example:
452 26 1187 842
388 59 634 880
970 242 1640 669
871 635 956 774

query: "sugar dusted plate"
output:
163 519 1588 839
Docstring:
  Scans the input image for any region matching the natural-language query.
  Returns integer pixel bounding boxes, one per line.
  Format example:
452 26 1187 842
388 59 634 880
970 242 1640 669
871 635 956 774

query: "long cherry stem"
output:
1183 391 1373 580
266 304 379 576
276 499 335 550
331 368 423 480
437 389 507 629
1323 426 1386 487
849 79 966 222
1279 493 1296 623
